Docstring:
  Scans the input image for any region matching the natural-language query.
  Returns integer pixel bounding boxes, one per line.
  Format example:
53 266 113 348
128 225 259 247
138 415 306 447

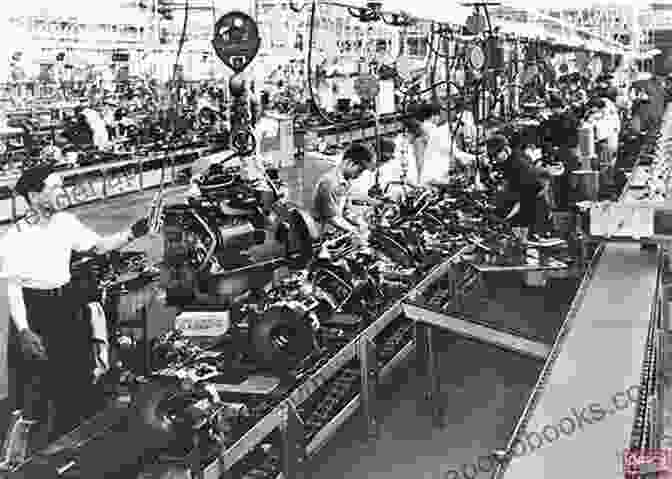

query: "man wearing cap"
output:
486 135 559 244
0 164 151 448
312 143 375 236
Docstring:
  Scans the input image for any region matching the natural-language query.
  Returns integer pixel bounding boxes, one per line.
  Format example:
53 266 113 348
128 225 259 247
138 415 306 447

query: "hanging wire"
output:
168 0 190 134
306 0 341 125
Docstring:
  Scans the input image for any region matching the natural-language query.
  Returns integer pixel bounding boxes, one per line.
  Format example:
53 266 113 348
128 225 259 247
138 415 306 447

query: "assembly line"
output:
0 2 670 479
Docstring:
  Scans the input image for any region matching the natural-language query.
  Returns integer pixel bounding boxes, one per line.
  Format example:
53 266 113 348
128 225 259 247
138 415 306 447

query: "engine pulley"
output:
248 305 316 371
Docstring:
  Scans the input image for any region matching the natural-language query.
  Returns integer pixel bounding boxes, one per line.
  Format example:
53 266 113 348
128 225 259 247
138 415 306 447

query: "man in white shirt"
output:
420 117 477 186
81 107 111 150
402 104 438 181
1 164 151 448
402 103 476 186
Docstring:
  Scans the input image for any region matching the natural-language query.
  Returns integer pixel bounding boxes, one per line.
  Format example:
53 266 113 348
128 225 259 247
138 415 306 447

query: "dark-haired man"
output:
0 164 150 448
312 143 375 235
486 135 560 244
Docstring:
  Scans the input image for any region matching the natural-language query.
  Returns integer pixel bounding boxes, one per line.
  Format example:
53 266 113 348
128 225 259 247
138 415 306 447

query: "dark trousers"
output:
8 288 97 444
555 146 578 210
513 192 551 236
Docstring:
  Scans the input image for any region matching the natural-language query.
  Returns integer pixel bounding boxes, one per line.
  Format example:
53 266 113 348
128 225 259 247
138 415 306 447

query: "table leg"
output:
359 337 379 440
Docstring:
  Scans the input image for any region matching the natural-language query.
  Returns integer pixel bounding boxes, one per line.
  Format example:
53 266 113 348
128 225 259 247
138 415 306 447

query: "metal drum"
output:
578 123 596 160
570 170 600 201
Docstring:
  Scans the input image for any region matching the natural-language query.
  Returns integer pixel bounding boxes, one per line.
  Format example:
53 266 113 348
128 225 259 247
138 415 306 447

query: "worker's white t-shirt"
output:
420 122 457 185
349 135 420 198
82 108 110 149
0 212 101 289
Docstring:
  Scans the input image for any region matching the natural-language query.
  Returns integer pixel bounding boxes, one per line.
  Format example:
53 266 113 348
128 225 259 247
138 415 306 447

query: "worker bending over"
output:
312 143 375 236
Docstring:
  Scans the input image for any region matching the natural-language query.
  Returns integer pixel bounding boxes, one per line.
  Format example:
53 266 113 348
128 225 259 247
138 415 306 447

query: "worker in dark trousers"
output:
0 164 150 451
486 135 561 245
540 93 579 209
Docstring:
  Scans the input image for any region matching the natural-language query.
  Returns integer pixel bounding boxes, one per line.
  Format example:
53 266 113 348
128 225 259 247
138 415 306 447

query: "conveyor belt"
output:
497 242 659 479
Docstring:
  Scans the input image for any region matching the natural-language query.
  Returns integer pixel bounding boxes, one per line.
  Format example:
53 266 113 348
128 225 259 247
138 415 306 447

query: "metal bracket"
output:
280 400 305 479
359 337 379 440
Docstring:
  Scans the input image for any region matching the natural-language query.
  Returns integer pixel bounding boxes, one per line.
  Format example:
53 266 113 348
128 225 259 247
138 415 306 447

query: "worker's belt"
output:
23 286 68 298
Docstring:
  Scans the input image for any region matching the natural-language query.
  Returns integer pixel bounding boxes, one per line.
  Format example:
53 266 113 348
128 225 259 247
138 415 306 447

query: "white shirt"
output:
349 135 420 198
0 212 101 289
420 122 457 185
82 108 110 149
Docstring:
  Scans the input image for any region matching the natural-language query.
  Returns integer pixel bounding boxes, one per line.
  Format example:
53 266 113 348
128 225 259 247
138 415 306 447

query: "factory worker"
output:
486 135 560 245
350 138 406 196
401 103 439 181
0 165 151 450
81 106 111 150
420 111 477 186
312 143 375 236
57 106 94 149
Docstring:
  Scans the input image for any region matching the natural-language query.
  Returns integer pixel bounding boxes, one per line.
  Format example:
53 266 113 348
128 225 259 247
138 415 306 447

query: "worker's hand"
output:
18 328 47 361
130 217 150 239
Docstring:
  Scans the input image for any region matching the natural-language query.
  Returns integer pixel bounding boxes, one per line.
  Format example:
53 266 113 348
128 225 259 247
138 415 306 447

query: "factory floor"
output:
0 155 581 479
